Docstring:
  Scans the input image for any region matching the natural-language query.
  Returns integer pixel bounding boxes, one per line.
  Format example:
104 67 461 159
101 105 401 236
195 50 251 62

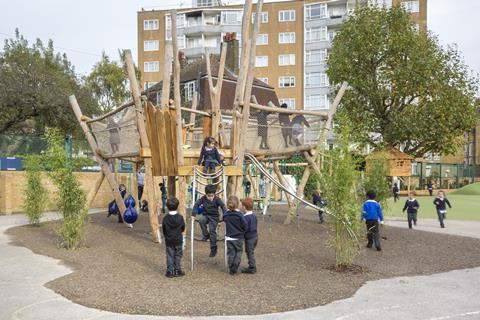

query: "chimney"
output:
178 51 187 68
223 32 239 75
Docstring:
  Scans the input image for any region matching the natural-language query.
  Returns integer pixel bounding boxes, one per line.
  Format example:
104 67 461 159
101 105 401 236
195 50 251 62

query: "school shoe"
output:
165 270 175 278
209 246 217 257
366 243 373 248
376 247 382 251
201 235 210 242
241 267 256 274
174 269 185 277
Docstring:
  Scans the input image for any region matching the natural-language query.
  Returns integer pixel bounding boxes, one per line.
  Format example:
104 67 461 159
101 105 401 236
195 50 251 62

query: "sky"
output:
0 0 479 81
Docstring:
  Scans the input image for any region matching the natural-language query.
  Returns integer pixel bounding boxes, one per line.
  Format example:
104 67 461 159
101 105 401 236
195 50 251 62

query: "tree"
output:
85 52 130 113
0 30 98 135
327 6 478 157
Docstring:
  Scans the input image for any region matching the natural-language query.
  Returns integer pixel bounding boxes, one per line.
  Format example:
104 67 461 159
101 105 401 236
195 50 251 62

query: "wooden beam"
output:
69 95 128 224
86 101 136 124
325 82 348 131
246 144 316 157
124 50 161 243
177 165 243 176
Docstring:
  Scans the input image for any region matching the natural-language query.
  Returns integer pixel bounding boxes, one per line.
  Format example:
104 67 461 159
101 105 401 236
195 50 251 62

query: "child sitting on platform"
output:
162 197 186 278
198 136 222 174
223 195 248 275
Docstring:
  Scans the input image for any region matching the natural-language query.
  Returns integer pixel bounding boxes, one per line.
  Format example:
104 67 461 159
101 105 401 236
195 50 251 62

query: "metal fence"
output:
412 162 477 189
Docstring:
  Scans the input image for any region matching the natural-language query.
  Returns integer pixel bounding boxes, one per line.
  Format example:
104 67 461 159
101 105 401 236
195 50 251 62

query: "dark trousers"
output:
198 215 218 249
281 128 292 147
227 239 243 272
437 209 446 228
259 134 269 149
161 196 167 213
138 185 144 201
245 237 258 270
407 212 417 229
365 220 381 249
428 188 433 196
203 160 219 173
393 193 399 202
166 244 183 273
318 209 324 223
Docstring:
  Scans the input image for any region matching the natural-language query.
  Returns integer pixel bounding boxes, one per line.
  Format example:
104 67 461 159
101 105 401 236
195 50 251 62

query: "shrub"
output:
23 155 48 226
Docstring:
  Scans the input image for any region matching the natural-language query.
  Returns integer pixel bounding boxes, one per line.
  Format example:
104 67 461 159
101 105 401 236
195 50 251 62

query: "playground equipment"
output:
69 1 347 251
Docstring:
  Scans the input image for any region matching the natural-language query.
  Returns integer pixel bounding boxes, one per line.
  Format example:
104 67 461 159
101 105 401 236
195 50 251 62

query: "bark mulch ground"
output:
7 205 480 316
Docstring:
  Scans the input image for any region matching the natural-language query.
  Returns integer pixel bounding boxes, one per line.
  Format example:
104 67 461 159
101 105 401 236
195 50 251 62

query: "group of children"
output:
162 184 258 277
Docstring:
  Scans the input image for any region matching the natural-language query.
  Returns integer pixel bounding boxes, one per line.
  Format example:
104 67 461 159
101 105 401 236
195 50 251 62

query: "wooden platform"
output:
177 165 243 176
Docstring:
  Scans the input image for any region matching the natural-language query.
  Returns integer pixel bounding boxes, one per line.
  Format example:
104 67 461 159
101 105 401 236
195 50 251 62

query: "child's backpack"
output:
124 195 136 208
107 200 119 217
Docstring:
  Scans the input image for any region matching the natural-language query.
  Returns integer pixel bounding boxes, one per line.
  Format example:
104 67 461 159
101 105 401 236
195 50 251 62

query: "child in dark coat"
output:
223 196 248 275
162 198 186 278
361 190 384 251
433 190 452 228
192 184 227 257
241 198 258 274
198 136 222 174
402 191 419 229
312 191 327 223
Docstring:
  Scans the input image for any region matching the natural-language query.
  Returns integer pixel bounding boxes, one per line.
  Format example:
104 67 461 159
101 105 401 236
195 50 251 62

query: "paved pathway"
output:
1 212 480 320
386 217 480 239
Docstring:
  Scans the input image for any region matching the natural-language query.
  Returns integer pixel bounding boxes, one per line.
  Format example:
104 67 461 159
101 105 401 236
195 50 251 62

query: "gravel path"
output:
6 205 480 316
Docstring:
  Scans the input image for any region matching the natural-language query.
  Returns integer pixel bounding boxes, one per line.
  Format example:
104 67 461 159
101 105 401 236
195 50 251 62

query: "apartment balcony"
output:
326 14 346 26
183 45 220 57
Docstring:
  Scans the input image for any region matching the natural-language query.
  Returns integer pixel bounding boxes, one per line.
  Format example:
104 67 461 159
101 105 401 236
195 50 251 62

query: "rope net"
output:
89 106 140 157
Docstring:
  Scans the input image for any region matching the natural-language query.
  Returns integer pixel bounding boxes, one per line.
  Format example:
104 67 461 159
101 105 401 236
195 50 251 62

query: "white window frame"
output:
401 1 420 13
278 10 296 22
279 32 295 44
368 0 393 8
256 34 269 45
305 49 328 65
305 26 328 43
278 54 295 66
305 72 329 88
305 94 328 110
279 76 296 88
252 11 269 23
305 3 328 20
279 98 295 109
144 82 156 90
143 19 159 31
143 40 159 51
144 61 159 73
184 81 196 102
255 56 269 67
221 11 243 25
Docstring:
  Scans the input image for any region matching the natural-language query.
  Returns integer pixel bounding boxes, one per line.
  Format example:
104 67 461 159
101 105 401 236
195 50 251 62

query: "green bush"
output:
362 152 390 213
23 155 48 226
44 128 88 249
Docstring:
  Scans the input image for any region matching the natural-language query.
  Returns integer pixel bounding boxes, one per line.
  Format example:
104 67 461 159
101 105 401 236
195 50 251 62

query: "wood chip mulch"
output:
7 205 480 316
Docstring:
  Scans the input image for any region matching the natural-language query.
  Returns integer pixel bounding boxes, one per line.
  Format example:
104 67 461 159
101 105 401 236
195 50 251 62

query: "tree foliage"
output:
85 52 130 113
0 30 98 135
23 155 48 226
327 6 478 157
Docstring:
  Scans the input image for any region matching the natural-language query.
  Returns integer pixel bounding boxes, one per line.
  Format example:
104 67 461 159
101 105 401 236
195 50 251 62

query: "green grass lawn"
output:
386 194 480 221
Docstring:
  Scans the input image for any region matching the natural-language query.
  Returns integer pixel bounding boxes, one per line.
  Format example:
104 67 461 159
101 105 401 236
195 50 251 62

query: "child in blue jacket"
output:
361 190 384 251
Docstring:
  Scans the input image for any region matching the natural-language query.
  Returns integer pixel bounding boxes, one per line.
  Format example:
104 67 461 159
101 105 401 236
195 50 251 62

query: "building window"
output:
256 34 268 45
305 72 329 88
221 11 243 25
252 12 268 23
305 3 327 20
194 0 214 7
279 32 295 44
368 0 393 8
257 77 268 84
278 54 295 66
165 15 185 30
187 37 202 48
279 10 295 22
144 82 156 90
279 76 295 88
177 35 186 49
144 19 159 30
305 95 328 110
305 26 328 43
401 1 420 13
255 56 269 67
279 98 295 109
144 61 159 73
144 40 159 51
328 30 337 41
305 49 328 65
184 81 196 102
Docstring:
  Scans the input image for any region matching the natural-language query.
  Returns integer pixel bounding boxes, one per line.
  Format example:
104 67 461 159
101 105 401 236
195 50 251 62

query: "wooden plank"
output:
140 147 152 158
156 110 167 176
177 166 243 176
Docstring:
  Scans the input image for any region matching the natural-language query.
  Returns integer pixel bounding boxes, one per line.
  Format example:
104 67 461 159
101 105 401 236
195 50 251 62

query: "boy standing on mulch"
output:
162 198 185 278
241 197 258 274
223 196 247 275
361 190 384 251
433 190 452 228
403 191 420 229
192 184 227 257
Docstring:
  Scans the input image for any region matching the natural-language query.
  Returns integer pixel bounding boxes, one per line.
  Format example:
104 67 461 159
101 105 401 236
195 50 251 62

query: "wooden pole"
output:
160 41 173 110
272 161 293 207
246 144 316 157
284 167 310 225
86 172 105 209
86 101 136 124
186 93 198 145
249 103 328 118
69 95 128 223
171 10 187 223
124 50 161 243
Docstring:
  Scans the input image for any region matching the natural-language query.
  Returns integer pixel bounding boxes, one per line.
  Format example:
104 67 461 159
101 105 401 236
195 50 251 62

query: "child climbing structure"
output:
68 0 348 244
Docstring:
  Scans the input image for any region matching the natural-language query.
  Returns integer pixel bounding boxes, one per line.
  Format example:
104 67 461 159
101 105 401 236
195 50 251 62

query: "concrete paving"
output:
386 217 480 239
1 212 480 320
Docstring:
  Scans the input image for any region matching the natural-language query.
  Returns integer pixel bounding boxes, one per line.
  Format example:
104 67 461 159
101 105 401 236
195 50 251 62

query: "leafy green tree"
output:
44 128 88 249
23 155 48 226
0 30 98 135
327 6 478 157
85 52 130 112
